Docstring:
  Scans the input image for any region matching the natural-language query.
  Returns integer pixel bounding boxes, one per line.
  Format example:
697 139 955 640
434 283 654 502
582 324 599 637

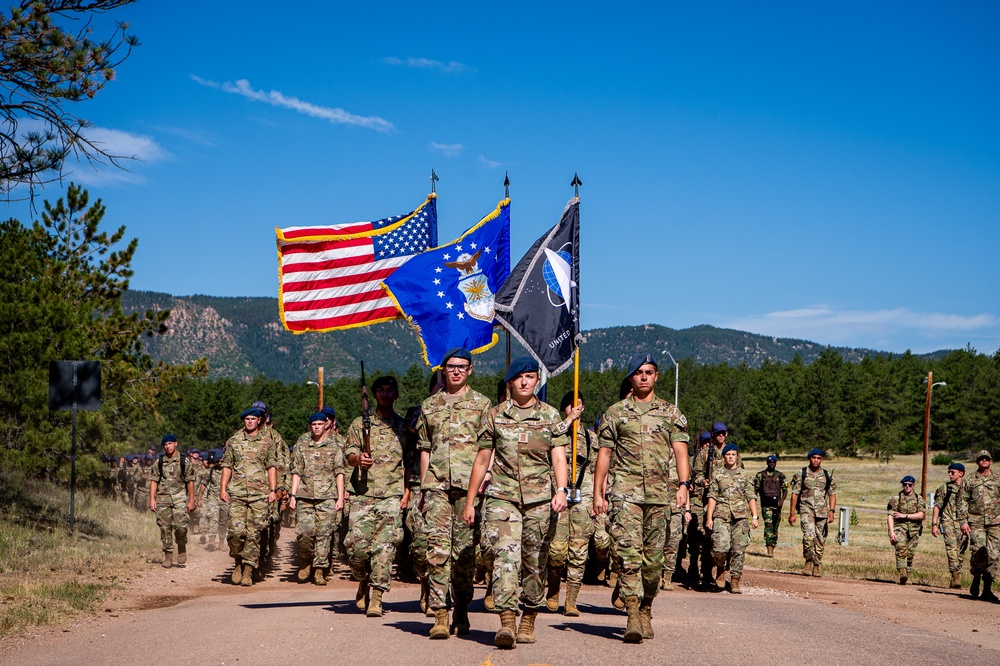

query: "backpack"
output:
761 473 782 501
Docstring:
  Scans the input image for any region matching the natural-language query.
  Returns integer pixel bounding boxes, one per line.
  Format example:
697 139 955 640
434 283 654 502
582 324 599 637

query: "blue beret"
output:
626 352 657 379
504 356 540 383
308 411 327 424
372 375 398 391
699 431 712 443
441 347 472 365
767 455 778 463
722 443 738 455
948 463 965 472
161 434 177 445
900 475 916 484
807 448 824 458
712 422 728 434
251 400 268 412
241 407 264 419
321 406 336 419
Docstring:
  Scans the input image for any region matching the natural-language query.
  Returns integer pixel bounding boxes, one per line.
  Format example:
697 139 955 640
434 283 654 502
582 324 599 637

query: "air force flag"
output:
494 198 581 376
381 199 511 367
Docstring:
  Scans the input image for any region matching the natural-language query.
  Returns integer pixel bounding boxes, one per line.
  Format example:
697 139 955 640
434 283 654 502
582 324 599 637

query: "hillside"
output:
122 291 942 382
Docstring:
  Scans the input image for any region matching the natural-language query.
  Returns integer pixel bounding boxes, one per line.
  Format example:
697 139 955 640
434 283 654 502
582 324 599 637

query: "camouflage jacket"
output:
221 428 278 501
693 443 743 501
933 480 962 523
199 466 223 495
708 467 755 521
565 428 599 500
346 412 408 498
598 395 689 506
263 424 290 492
150 453 197 505
887 491 926 525
291 431 344 500
479 398 568 505
957 470 1000 526
790 466 837 514
417 387 492 492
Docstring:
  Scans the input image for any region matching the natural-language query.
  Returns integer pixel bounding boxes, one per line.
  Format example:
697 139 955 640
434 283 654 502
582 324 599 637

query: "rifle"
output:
361 361 371 457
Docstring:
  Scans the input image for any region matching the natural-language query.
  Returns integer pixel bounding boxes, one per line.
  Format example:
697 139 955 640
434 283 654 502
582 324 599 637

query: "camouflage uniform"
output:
221 428 278 568
887 491 926 572
345 412 409 593
199 465 224 542
291 430 345 572
661 450 685 585
933 479 967 573
417 387 492 611
404 442 428 584
753 468 787 547
708 466 754 578
124 461 138 507
686 451 707 581
599 396 689 602
262 425 289 563
479 399 566 612
957 470 1000 579
549 429 609 585
693 444 742 579
150 453 197 556
790 466 837 567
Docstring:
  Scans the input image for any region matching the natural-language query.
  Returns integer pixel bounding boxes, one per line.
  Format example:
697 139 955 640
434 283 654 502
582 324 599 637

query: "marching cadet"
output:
464 357 581 648
685 431 712 586
290 412 345 585
706 443 758 593
693 422 741 587
887 475 925 584
753 455 787 557
958 450 999 601
197 449 225 551
594 353 691 643
931 463 967 589
149 434 197 568
404 375 441 616
345 375 409 617
789 448 837 577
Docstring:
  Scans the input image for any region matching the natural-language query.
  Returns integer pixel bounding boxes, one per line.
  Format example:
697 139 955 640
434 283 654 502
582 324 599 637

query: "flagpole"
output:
569 171 583 503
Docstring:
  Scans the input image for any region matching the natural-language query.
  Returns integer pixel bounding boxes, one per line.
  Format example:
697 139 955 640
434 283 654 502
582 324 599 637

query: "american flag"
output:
276 194 438 333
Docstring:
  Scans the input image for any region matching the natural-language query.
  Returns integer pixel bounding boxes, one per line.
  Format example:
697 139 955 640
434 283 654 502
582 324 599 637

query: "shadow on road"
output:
386 621 497 646
241 600 340 610
550 620 620 639
575 602 625 616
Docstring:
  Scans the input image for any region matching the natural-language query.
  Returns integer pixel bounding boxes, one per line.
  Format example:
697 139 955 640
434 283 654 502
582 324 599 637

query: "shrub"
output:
931 453 953 466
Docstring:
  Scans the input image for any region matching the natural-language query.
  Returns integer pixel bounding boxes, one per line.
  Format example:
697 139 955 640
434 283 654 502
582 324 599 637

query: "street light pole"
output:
306 366 325 411
664 351 679 408
921 372 947 499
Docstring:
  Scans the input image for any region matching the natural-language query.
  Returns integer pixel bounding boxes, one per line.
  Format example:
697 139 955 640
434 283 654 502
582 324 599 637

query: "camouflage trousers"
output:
662 506 685 578
548 500 608 585
892 523 921 571
405 506 428 583
423 488 476 610
346 496 404 592
686 504 709 576
295 497 341 570
939 520 968 573
155 500 190 553
799 509 829 565
761 504 782 547
482 497 557 612
712 517 751 577
226 497 270 565
968 521 1000 578
200 493 223 538
609 500 668 601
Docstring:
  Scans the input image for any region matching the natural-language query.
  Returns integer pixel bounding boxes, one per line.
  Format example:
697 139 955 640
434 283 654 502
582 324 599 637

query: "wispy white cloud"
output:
477 155 504 169
382 57 473 74
192 75 394 133
430 141 463 157
152 125 218 148
722 306 999 350
66 126 168 186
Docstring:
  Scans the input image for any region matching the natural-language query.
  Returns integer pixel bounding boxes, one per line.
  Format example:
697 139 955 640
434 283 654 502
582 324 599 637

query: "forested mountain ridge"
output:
122 291 949 383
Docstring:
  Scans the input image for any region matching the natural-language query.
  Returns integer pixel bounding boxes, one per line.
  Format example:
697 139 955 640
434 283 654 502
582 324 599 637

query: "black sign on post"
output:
49 361 102 532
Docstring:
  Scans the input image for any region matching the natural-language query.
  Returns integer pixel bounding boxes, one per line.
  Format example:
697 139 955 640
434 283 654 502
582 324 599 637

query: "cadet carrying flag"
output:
275 195 437 333
494 198 580 376
381 199 511 367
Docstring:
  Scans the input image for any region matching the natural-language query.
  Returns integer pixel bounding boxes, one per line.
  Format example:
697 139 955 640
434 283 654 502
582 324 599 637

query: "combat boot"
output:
981 574 998 602
240 563 255 587
714 568 727 590
200 534 207 544
483 587 495 611
611 578 625 610
419 580 430 614
638 598 654 639
313 568 327 586
898 568 908 585
162 551 173 568
176 543 187 566
564 583 581 617
297 566 312 582
803 560 814 576
230 557 243 584
429 609 450 639
766 545 774 557
207 535 217 552
660 570 673 591
950 571 962 589
516 609 538 644
812 563 822 577
971 573 981 597
367 588 383 617
495 610 517 648
595 558 609 583
730 576 742 594
355 578 369 609
546 568 561 611
452 603 470 635
623 596 643 643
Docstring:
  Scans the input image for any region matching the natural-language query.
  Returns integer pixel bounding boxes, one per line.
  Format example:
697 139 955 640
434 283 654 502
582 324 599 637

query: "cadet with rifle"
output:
931 462 967 589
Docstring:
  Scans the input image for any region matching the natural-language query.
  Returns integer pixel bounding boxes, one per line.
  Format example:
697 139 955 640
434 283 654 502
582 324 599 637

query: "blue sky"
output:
9 1 1000 355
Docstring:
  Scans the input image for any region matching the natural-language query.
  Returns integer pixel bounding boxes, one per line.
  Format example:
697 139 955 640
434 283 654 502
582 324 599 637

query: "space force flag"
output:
381 199 511 368
494 198 580 376
276 195 438 333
